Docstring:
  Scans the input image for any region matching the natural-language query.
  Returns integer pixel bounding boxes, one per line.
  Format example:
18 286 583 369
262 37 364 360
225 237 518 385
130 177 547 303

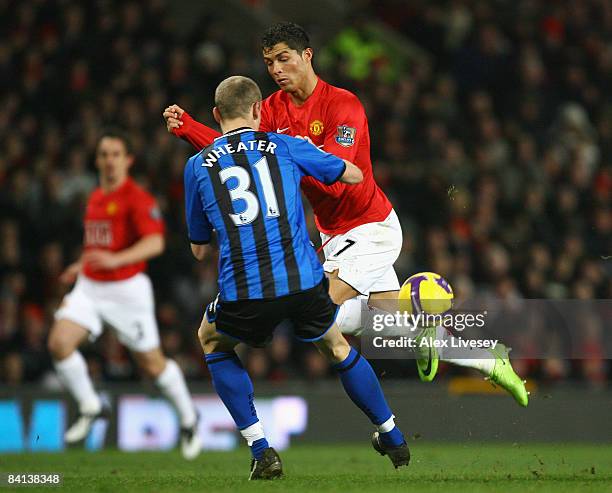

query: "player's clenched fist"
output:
163 104 185 132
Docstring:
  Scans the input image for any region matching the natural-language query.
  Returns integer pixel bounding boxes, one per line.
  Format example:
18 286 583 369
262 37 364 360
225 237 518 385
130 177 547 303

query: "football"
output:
398 272 454 315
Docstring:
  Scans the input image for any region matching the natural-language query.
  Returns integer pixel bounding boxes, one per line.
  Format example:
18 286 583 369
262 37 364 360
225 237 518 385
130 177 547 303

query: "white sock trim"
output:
240 421 265 446
377 415 396 433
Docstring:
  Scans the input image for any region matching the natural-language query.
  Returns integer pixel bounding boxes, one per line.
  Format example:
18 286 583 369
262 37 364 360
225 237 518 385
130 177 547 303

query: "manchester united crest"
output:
309 119 324 136
106 201 118 215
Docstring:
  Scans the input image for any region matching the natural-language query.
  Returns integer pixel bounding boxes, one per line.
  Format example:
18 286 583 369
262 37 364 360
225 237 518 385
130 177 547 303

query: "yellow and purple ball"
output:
398 272 454 315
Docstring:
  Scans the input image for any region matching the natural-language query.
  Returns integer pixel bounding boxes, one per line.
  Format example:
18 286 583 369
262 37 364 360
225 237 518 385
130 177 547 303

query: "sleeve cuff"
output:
173 111 193 137
189 238 210 245
327 161 346 184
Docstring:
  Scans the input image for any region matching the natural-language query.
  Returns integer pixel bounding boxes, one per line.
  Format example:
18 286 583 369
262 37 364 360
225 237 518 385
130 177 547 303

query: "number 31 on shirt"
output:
219 156 279 226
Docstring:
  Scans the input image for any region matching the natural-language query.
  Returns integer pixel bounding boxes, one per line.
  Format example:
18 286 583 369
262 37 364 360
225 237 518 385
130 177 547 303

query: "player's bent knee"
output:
202 336 234 355
196 310 237 355
47 330 61 358
197 319 221 354
202 340 218 354
197 323 208 346
47 322 82 360
200 330 237 355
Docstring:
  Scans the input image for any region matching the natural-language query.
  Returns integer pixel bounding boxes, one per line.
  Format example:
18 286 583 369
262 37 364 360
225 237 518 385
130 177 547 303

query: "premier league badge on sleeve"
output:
335 125 356 147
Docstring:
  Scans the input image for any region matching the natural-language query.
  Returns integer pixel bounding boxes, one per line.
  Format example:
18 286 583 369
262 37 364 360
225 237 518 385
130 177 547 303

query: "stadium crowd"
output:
1 0 610 386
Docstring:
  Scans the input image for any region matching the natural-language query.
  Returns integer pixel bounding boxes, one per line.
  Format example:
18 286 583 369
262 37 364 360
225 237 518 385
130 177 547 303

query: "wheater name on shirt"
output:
204 140 277 167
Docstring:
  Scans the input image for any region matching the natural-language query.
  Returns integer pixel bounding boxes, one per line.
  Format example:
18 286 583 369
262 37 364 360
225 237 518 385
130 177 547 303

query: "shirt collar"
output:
214 127 253 141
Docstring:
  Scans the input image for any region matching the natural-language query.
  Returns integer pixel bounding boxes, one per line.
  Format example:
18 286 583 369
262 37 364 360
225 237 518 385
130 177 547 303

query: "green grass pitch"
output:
1 443 611 492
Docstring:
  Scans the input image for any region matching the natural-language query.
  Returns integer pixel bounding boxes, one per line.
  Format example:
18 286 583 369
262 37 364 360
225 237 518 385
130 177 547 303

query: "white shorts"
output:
320 209 402 296
55 273 160 353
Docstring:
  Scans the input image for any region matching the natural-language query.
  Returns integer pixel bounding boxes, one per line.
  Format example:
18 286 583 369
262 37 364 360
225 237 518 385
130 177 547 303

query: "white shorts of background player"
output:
55 273 160 353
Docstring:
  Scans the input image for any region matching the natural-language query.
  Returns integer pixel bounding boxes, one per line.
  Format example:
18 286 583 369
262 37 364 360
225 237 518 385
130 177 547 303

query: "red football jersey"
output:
82 177 165 281
174 78 392 235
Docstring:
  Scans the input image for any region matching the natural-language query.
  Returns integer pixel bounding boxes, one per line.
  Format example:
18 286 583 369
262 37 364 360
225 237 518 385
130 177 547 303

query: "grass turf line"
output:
1 443 611 492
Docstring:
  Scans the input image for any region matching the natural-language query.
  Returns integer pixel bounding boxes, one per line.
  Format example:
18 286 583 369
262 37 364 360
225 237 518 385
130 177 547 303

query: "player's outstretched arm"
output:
162 104 222 150
83 234 165 271
286 136 362 186
339 160 363 184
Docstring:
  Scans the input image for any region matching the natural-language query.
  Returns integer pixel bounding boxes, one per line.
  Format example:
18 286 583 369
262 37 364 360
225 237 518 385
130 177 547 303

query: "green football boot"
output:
414 325 439 382
485 344 529 407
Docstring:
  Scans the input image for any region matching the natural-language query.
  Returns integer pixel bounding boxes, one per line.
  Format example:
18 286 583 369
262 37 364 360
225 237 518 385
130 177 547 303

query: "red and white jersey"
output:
82 177 165 281
175 78 392 236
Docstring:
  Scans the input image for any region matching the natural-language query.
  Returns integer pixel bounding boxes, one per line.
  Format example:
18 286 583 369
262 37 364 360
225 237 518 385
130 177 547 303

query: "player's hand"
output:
295 135 314 145
163 104 185 132
82 250 122 271
59 262 82 285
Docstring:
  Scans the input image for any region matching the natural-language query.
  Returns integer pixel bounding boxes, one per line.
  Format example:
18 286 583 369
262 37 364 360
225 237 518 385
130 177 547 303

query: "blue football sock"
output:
379 427 405 448
250 437 269 460
334 348 405 446
205 352 268 458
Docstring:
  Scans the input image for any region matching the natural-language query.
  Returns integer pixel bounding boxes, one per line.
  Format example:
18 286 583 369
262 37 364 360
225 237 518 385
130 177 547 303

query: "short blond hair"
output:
215 76 262 120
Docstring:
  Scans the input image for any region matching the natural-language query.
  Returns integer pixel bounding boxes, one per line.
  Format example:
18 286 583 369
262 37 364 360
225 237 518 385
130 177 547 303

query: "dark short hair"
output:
97 127 132 154
215 76 262 120
261 22 311 53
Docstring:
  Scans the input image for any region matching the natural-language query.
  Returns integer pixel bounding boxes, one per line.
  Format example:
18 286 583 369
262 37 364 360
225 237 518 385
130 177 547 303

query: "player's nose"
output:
272 61 283 74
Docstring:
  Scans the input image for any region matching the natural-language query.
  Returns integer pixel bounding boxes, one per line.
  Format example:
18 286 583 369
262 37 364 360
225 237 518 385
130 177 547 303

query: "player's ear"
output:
252 101 262 120
212 106 221 125
252 102 262 131
302 48 313 64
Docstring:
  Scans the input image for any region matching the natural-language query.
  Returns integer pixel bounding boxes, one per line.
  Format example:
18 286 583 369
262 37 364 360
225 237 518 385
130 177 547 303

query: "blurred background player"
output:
47 129 202 459
185 75 408 479
163 22 527 405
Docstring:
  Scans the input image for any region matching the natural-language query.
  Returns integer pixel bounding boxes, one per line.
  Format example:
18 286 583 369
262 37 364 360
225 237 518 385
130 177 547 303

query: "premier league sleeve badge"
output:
335 125 356 147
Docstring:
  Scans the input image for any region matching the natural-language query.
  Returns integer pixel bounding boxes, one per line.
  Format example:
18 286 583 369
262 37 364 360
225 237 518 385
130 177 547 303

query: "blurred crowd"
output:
1 0 610 387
